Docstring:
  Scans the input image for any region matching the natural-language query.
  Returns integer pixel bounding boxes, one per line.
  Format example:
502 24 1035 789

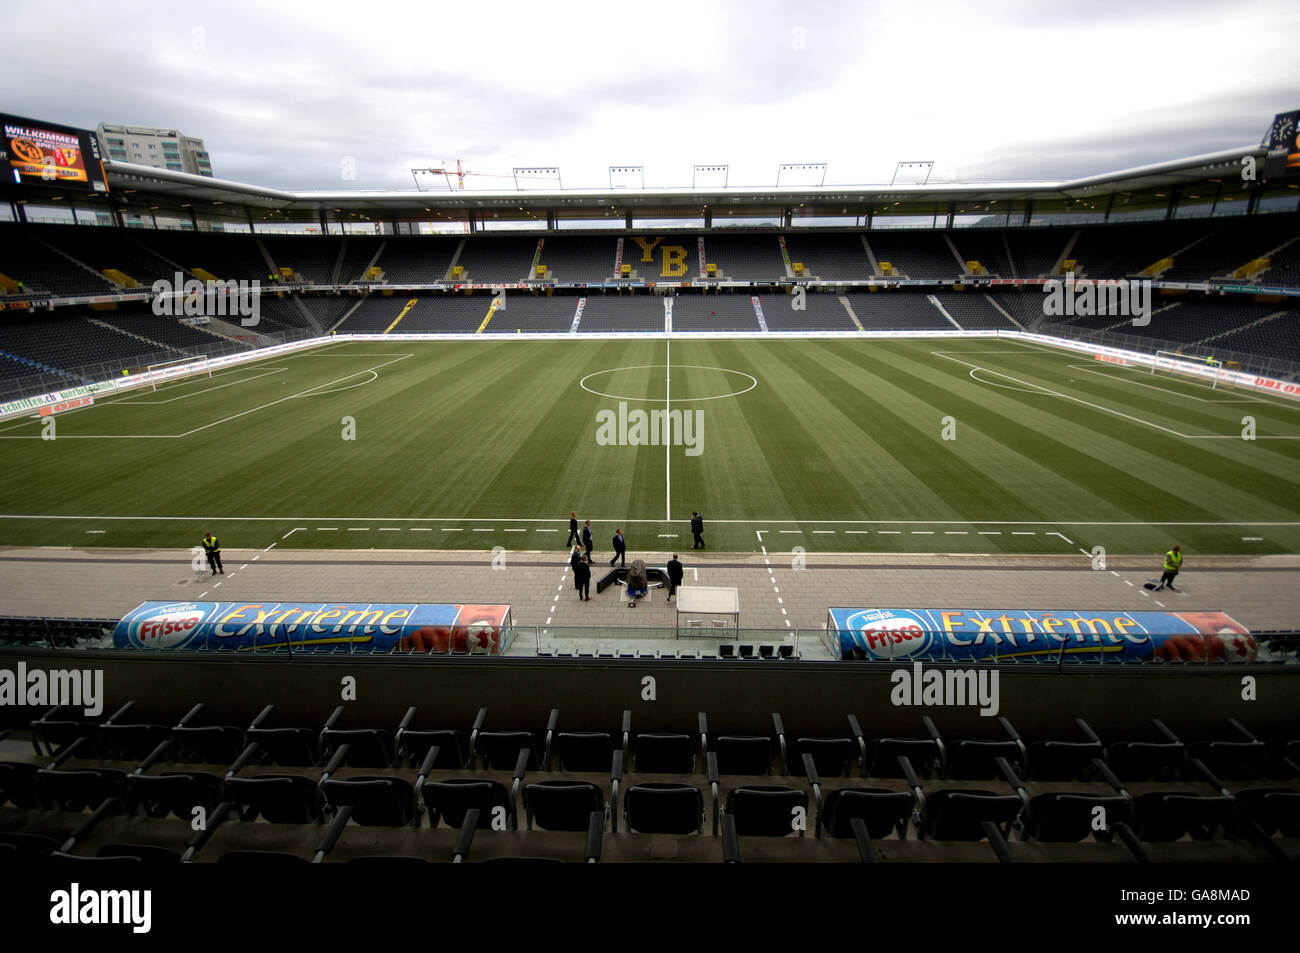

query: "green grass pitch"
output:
1 335 1298 557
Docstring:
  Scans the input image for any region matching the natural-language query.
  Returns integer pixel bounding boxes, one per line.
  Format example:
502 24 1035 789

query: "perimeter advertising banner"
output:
825 607 1256 663
114 601 512 654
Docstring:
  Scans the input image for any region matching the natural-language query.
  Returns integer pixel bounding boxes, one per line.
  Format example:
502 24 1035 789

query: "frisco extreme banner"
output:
826 607 1256 662
115 601 512 654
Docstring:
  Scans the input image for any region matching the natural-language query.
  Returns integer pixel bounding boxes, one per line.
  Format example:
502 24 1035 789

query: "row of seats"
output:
3 706 1296 864
6 216 1298 294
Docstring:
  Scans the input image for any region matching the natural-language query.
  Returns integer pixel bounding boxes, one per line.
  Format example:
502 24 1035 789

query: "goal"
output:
145 355 212 391
1151 350 1232 390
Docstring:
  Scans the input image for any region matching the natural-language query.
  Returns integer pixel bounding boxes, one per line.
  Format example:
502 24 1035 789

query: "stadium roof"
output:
100 144 1264 218
10 142 1290 230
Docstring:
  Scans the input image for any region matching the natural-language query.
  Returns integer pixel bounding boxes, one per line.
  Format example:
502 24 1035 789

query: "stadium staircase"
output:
1196 309 1291 346
85 317 186 356
0 350 82 382
1049 231 1081 277
36 238 115 292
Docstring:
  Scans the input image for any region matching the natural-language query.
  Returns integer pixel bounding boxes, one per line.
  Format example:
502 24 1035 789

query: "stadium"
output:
0 10 1298 917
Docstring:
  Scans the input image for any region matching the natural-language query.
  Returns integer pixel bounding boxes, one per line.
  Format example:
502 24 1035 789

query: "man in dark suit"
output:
610 529 626 567
569 545 583 573
582 520 594 560
666 553 684 602
691 512 705 550
574 555 592 601
566 511 579 547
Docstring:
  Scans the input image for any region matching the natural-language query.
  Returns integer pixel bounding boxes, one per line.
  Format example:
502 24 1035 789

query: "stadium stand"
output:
366 237 460 284
536 236 617 282
762 292 856 330
575 294 663 332
0 224 118 297
261 237 338 284
865 232 961 278
136 232 272 285
949 230 1017 278
704 234 786 281
1003 228 1069 279
932 292 1020 330
453 237 537 284
2 696 1295 864
782 233 874 280
485 294 579 332
843 292 950 329
0 314 188 373
671 294 761 331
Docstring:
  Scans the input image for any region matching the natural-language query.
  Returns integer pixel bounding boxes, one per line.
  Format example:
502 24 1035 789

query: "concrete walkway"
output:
1 546 1296 657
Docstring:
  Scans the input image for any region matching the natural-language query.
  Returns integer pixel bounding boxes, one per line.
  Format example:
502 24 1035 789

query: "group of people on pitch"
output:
565 510 705 601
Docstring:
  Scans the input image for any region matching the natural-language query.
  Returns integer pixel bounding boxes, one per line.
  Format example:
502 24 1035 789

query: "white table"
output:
675 586 740 636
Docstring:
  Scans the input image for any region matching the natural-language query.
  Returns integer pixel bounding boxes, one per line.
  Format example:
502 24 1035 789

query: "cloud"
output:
1 0 1296 191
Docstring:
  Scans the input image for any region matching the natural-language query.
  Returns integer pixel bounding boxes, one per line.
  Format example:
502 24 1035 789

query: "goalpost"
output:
1151 350 1232 390
145 355 212 392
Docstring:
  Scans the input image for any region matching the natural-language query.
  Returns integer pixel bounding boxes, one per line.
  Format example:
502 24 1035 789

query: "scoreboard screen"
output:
1263 109 1300 180
0 113 108 192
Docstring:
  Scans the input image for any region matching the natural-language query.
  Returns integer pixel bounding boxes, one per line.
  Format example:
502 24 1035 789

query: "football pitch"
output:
2 335 1298 557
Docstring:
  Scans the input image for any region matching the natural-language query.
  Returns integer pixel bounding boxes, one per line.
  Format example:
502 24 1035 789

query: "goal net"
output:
146 355 212 391
1151 350 1232 390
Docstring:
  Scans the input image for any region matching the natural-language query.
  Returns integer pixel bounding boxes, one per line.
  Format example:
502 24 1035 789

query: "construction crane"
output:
411 160 561 191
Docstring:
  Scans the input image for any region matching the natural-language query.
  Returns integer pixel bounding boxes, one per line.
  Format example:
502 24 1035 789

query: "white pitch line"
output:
936 350 1300 440
1049 531 1074 544
12 514 1299 528
347 527 369 532
979 531 1001 535
879 530 900 534
845 530 870 534
536 529 559 533
264 541 278 551
779 530 802 534
442 528 462 532
472 528 492 533
665 337 671 522
503 529 527 533
1154 600 1166 608
812 530 834 534
410 528 432 532
86 530 106 534
911 531 934 535
379 527 402 532
1011 531 1036 536
944 531 968 535
317 527 338 532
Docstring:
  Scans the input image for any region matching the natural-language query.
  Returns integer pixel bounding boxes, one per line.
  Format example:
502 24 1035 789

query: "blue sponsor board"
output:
114 601 512 653
824 607 1255 663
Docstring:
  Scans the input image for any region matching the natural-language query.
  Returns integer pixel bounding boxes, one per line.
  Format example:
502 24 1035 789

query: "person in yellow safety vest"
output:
202 532 224 576
1155 545 1182 591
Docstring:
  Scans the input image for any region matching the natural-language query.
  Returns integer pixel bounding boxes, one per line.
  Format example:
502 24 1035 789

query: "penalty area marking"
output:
937 351 1300 440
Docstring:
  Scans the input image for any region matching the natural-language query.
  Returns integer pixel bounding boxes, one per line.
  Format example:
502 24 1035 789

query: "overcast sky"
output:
4 0 1298 192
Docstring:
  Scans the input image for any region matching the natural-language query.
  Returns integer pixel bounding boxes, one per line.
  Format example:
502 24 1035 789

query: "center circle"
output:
579 364 758 402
